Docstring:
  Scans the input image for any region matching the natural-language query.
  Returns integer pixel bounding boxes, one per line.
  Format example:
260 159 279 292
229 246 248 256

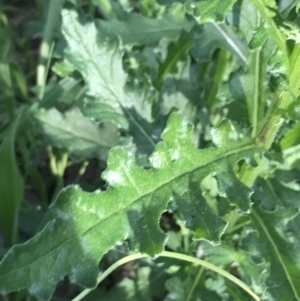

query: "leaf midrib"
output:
211 23 247 64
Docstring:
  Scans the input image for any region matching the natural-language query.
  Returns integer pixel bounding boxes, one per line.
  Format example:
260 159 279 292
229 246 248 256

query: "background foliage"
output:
0 0 300 300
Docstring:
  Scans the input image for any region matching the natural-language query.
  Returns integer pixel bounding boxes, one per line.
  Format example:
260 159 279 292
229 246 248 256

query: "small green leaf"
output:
34 108 119 160
40 77 82 109
102 266 162 301
79 96 128 127
52 59 75 77
201 242 266 291
249 0 289 70
281 122 300 149
165 277 186 300
227 0 260 43
157 33 195 87
278 0 300 18
191 23 248 64
185 0 238 23
62 9 125 109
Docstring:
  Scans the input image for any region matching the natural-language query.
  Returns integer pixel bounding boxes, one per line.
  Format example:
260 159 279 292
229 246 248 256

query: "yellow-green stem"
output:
72 251 260 301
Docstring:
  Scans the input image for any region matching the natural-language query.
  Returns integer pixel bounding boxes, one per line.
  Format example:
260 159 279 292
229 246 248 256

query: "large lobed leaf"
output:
0 113 261 300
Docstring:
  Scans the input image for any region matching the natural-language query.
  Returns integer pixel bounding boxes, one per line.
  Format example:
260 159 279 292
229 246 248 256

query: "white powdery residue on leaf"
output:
0 289 7 296
104 170 125 186
97 208 105 219
81 203 88 212
150 152 166 169
67 184 80 191
69 267 82 284
46 221 55 233
75 201 103 218
178 120 189 137
51 205 72 221
171 148 180 160
28 283 44 297
89 206 96 214
211 128 222 146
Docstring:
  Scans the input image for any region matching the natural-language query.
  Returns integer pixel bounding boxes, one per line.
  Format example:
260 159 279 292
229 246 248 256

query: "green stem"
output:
226 283 244 301
71 253 148 301
251 7 262 138
185 266 204 301
240 43 300 188
37 0 64 100
208 50 230 109
74 161 89 183
48 147 68 204
226 219 251 234
72 251 260 301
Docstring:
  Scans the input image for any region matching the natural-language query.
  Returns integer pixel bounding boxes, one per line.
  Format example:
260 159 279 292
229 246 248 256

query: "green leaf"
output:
0 115 24 244
250 204 300 300
79 96 128 127
191 22 248 64
227 0 261 44
254 177 300 210
97 12 195 46
218 39 275 135
33 108 119 160
278 0 300 18
281 122 300 148
165 277 186 300
62 9 158 158
201 242 266 292
253 175 300 239
185 0 238 23
249 0 289 70
160 78 200 118
280 22 300 44
157 33 195 87
221 1 284 134
52 59 75 77
62 10 126 114
62 9 125 111
103 267 152 301
122 80 160 160
0 113 261 299
40 77 82 109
